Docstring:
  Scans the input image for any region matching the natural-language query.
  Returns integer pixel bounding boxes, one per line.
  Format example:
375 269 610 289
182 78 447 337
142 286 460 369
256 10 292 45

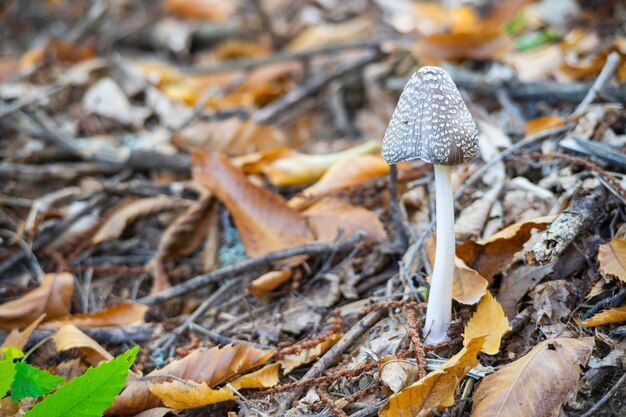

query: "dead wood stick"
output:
528 177 607 265
138 232 367 305
281 310 384 412
579 370 626 417
572 52 621 117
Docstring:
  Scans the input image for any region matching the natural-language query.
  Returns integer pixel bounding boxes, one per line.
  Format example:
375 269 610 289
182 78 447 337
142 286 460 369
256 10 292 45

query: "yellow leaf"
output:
150 381 236 409
597 238 626 282
52 324 113 366
378 358 422 394
230 362 281 389
463 292 511 354
577 305 626 327
380 336 486 417
280 333 342 374
525 115 565 135
249 269 294 297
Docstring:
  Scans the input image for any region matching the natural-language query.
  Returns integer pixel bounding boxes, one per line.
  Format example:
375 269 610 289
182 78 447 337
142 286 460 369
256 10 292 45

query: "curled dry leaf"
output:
304 197 387 242
471 337 594 417
248 269 294 297
109 343 272 415
192 151 314 257
462 292 510 355
597 238 626 283
286 17 373 52
380 336 486 417
413 29 513 65
0 273 73 330
1 315 45 350
93 196 191 245
44 303 148 328
133 408 177 417
457 215 555 283
279 332 342 374
288 155 390 210
525 115 565 135
379 358 422 394
577 305 626 327
157 198 215 260
52 324 113 366
163 0 237 22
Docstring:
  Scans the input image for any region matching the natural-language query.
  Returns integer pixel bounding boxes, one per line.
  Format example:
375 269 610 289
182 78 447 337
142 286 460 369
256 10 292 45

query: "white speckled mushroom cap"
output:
381 66 479 166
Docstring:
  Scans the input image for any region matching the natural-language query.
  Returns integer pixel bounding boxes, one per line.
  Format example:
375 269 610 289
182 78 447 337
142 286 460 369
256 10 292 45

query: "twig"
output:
581 288 626 321
579 370 626 417
571 52 621 118
138 232 366 305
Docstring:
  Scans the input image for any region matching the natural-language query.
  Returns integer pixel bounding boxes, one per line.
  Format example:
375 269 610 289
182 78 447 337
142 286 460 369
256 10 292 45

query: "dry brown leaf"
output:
498 264 554 319
93 197 190 244
525 115 565 135
150 382 235 409
577 305 626 327
233 148 296 175
249 269 294 297
409 4 478 35
286 18 373 52
157 198 215 259
174 118 285 156
133 408 177 417
1 314 45 350
214 40 272 61
504 45 563 82
164 0 236 21
109 343 272 415
597 238 626 282
229 362 281 389
44 303 147 328
463 292 510 354
52 324 113 366
192 151 314 257
0 273 73 330
280 332 342 374
380 336 486 417
427 238 488 305
413 29 513 65
259 141 381 186
379 358 422 394
288 155 390 210
304 197 387 242
457 215 555 283
472 337 594 417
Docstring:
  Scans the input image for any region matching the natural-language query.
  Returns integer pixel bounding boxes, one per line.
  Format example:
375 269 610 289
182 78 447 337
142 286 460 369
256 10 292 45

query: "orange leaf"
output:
462 292 510 354
279 333 342 374
525 115 565 135
52 324 113 365
577 305 626 327
304 197 387 242
192 151 314 257
44 303 147 328
163 0 236 21
249 269 294 297
413 29 513 65
1 315 45 350
0 273 73 330
597 238 626 283
109 344 272 415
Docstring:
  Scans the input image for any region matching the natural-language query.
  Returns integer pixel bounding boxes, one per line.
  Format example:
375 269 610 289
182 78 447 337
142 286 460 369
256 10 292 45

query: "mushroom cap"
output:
381 66 479 166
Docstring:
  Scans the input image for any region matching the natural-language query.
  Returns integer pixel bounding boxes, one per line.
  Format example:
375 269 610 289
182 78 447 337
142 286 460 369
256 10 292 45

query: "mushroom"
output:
381 66 479 344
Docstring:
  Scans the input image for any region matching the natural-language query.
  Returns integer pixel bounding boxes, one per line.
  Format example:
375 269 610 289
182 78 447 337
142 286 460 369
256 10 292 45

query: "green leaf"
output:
24 346 138 417
11 362 66 402
0 347 24 398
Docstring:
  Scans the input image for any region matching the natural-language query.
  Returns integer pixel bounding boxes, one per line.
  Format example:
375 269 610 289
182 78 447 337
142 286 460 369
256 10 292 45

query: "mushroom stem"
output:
424 164 454 345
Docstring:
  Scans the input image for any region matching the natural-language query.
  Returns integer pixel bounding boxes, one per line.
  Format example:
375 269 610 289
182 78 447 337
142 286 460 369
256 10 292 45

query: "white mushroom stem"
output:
424 164 454 345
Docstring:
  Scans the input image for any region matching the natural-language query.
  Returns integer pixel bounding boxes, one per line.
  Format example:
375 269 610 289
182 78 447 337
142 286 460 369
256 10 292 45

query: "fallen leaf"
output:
52 324 113 366
288 155 390 210
280 332 342 374
498 264 554 319
380 336 486 417
192 151 314 257
413 29 513 65
525 115 565 135
230 362 280 389
157 198 215 260
0 273 73 330
150 382 236 409
233 148 296 175
286 18 373 52
133 408 177 417
44 303 148 328
457 215 555 283
409 4 478 35
472 337 594 417
463 292 510 354
577 305 626 327
504 45 563 82
214 40 272 61
379 358 422 394
164 0 237 21
93 197 191 245
597 238 626 283
304 197 387 242
1 315 45 350
109 344 272 415
249 269 294 297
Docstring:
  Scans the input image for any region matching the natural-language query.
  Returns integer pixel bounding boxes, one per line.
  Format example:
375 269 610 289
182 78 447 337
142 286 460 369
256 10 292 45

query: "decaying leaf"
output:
577 305 626 327
157 198 215 259
280 332 342 374
288 155 390 210
1 315 45 350
249 268 294 297
597 238 626 283
304 197 387 242
457 216 555 282
471 337 594 417
379 358 422 394
463 292 510 354
525 115 565 135
150 382 235 409
163 0 237 21
192 151 314 257
380 336 486 417
52 324 113 366
498 264 554 319
109 344 272 415
286 17 373 52
0 273 73 330
44 303 148 328
93 197 191 244
413 29 513 65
